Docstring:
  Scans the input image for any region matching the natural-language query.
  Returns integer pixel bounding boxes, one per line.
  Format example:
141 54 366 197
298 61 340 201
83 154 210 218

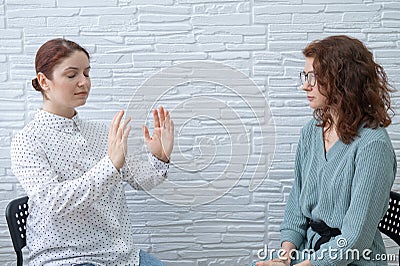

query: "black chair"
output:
5 196 29 266
5 193 400 266
378 191 400 265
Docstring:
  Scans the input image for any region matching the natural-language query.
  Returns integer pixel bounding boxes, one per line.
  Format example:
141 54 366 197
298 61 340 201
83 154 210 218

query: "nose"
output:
77 74 89 87
301 80 312 92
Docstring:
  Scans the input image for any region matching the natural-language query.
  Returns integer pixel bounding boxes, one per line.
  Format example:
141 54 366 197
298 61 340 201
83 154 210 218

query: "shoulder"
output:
299 118 319 141
12 120 40 145
10 120 44 159
294 118 320 157
301 118 318 132
354 126 393 149
351 126 396 168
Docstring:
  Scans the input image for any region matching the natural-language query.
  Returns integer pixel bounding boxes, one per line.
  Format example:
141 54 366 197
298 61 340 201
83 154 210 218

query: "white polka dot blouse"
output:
10 109 168 266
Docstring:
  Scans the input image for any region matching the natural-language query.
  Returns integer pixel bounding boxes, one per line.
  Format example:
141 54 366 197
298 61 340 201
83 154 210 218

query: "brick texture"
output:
0 1 400 265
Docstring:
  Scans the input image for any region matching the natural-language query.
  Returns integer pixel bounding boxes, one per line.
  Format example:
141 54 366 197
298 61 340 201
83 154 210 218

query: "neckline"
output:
35 109 82 133
319 127 342 161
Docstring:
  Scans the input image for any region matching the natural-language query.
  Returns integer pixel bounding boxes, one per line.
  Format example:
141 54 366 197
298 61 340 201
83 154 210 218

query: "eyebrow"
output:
64 66 91 71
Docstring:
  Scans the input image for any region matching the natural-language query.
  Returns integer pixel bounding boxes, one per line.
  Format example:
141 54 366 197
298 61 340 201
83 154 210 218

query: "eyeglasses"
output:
299 71 316 87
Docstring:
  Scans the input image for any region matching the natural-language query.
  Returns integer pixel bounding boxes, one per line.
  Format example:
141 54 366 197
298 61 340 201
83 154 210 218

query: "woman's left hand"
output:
256 259 290 266
143 106 174 163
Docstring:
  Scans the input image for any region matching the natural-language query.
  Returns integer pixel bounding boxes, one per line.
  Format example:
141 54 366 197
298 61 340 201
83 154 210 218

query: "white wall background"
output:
1 0 400 265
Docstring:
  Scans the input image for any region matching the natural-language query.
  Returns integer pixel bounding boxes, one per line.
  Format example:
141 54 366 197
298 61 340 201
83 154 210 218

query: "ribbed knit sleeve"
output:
277 119 396 266
310 140 396 265
280 125 309 249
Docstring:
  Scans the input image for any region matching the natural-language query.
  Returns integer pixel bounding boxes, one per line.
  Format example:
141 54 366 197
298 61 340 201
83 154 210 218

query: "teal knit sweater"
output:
280 119 397 266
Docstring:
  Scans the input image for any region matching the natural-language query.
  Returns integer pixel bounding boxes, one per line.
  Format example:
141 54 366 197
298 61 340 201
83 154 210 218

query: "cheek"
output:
60 81 77 95
315 86 326 99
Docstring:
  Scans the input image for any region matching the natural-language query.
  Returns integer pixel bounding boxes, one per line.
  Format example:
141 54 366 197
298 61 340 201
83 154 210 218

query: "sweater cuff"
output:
280 229 304 250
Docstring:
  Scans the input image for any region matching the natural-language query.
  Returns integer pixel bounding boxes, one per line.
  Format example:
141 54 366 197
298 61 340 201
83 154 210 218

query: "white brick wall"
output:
1 0 400 265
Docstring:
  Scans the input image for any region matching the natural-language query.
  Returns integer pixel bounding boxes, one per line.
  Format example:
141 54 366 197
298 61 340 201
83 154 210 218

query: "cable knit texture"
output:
280 119 397 266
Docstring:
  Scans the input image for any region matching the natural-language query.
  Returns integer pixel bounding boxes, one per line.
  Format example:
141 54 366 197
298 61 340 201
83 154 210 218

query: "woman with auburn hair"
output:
253 35 396 265
11 38 174 266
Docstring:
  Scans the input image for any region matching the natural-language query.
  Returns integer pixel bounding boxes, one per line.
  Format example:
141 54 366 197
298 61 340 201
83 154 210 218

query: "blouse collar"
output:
35 109 83 133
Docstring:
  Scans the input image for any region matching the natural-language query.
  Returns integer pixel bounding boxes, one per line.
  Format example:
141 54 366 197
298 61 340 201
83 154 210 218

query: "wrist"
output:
154 154 169 163
284 256 291 266
108 155 123 172
275 251 291 265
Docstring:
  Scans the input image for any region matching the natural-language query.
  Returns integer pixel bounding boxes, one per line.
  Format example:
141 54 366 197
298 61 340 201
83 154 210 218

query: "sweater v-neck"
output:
319 127 343 162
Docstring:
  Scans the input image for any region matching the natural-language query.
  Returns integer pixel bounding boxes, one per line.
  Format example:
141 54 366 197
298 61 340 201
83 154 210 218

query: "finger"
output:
109 112 122 143
163 112 168 130
122 116 131 131
142 125 151 142
116 110 124 125
117 126 124 141
159 106 165 127
170 119 174 134
109 112 118 134
165 110 170 129
116 114 125 140
165 111 172 131
121 125 131 156
164 109 169 120
112 110 124 135
123 125 131 143
153 109 160 129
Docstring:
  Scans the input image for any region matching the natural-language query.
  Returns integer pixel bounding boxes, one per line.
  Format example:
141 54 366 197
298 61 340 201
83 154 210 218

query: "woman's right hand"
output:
108 110 131 171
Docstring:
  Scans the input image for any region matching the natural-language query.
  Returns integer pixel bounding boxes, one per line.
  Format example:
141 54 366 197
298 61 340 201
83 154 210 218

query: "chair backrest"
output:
5 196 29 266
378 191 400 246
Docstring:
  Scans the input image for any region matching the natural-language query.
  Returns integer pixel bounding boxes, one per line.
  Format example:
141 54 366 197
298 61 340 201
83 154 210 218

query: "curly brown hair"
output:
303 35 394 144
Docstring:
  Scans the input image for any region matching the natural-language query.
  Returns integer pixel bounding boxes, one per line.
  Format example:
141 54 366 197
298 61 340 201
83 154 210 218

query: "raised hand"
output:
142 106 174 163
108 110 131 171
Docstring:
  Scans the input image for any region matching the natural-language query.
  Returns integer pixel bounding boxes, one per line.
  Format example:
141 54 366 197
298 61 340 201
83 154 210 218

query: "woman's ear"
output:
37 72 50 91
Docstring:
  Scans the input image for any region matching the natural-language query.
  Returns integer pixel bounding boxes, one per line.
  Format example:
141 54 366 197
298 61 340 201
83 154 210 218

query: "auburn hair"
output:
32 38 90 93
303 35 394 144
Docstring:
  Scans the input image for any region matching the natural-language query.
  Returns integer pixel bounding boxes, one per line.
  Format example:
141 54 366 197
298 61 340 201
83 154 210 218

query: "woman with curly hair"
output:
254 35 396 265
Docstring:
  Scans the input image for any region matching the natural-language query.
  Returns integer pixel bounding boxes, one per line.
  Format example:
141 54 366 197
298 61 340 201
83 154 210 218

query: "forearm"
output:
280 241 296 264
281 242 311 266
122 154 168 190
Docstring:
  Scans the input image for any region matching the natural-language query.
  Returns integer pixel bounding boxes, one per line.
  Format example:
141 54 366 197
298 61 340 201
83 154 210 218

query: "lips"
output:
75 92 88 96
307 96 314 101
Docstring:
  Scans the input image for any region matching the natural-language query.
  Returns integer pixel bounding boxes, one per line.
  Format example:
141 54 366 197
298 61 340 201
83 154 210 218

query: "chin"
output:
75 100 87 108
309 103 323 109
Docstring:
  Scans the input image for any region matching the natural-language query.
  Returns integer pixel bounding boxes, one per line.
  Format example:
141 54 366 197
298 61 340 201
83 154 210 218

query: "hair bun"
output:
32 78 42 92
